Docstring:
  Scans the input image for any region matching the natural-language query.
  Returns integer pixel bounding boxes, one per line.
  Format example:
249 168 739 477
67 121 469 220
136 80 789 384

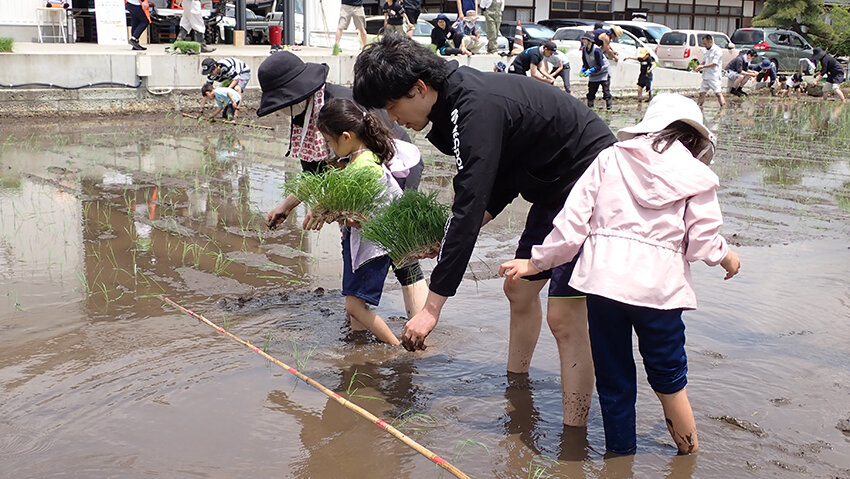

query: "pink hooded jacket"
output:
530 135 729 310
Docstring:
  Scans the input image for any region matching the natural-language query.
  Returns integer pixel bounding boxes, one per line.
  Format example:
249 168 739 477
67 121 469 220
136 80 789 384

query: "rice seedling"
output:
438 439 490 477
360 191 450 267
262 331 276 352
285 167 387 224
289 339 317 371
391 409 439 432
0 37 13 52
345 369 385 402
526 455 561 479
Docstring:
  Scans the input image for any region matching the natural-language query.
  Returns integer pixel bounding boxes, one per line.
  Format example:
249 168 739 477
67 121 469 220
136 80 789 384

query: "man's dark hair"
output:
745 49 757 57
353 34 449 109
701 34 713 43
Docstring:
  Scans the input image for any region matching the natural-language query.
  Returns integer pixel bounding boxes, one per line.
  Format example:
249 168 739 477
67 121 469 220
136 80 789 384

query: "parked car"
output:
364 16 435 46
552 25 659 61
416 13 510 53
606 20 670 45
656 29 738 70
215 4 271 44
730 27 815 72
500 22 556 51
538 18 600 30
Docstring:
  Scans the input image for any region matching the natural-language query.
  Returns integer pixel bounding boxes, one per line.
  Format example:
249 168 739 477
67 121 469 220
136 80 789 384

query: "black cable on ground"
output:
0 79 143 90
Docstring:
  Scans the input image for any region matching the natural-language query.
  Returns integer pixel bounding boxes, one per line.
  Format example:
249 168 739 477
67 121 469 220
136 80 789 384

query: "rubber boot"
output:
177 27 190 41
586 98 594 108
606 98 613 110
194 30 216 53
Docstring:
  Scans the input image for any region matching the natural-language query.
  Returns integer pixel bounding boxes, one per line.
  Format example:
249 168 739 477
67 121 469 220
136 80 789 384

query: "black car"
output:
538 18 600 30
499 22 556 51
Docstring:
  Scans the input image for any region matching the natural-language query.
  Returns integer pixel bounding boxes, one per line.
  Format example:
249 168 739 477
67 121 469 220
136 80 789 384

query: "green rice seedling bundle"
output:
0 38 13 52
361 191 450 267
172 41 200 54
286 167 387 224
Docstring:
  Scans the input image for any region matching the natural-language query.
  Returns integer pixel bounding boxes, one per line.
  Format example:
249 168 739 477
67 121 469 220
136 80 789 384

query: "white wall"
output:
0 0 42 25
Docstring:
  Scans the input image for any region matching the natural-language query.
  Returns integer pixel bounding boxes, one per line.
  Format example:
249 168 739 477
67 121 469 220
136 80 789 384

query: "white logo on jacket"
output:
450 108 463 170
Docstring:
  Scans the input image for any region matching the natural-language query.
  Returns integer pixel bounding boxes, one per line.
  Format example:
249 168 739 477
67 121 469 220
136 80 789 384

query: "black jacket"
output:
817 53 846 83
425 61 617 297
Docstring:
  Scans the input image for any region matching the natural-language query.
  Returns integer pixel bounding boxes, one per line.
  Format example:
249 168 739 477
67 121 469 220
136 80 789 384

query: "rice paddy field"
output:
1 99 849 478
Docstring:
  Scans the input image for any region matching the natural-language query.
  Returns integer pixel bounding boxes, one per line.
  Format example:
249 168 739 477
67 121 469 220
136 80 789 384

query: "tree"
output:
827 6 850 56
754 0 835 45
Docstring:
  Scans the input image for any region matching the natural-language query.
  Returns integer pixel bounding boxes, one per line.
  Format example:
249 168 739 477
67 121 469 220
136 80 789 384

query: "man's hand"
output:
720 250 740 280
401 291 447 351
402 308 438 351
499 259 540 280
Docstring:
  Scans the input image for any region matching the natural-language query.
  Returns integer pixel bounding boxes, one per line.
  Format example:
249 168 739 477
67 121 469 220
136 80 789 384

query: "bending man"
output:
353 35 617 427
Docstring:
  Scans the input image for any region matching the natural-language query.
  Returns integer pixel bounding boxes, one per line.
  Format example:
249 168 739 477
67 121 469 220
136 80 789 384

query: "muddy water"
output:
1 101 849 478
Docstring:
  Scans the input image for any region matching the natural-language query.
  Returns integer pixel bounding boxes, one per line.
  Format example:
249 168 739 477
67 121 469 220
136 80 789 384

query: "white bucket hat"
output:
617 93 716 146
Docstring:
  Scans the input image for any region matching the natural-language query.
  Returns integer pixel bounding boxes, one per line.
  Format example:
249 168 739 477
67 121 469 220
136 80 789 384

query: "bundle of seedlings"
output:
286 167 387 224
361 191 450 267
0 37 13 53
171 41 201 54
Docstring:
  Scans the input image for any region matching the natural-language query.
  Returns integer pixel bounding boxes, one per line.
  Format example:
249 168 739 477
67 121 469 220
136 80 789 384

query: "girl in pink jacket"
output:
500 93 740 455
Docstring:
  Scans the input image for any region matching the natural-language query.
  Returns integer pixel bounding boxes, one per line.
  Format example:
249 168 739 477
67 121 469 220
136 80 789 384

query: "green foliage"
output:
754 0 834 43
285 167 387 223
360 191 450 267
428 43 438 53
687 58 700 71
0 37 13 52
827 6 850 56
172 41 201 53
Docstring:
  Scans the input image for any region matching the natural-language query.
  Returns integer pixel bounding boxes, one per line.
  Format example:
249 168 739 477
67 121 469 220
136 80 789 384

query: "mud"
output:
1 100 849 478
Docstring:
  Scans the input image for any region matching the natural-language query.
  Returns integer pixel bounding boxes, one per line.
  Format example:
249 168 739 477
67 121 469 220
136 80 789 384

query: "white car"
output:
552 25 659 61
606 20 671 45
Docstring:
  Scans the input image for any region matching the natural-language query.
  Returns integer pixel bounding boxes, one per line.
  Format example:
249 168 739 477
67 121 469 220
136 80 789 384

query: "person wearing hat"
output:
501 93 741 455
723 49 758 97
430 14 463 56
580 33 613 109
200 57 251 110
507 41 558 85
625 47 657 101
811 47 847 104
257 51 429 319
353 35 618 429
589 24 623 61
458 10 484 55
752 58 777 89
695 35 725 108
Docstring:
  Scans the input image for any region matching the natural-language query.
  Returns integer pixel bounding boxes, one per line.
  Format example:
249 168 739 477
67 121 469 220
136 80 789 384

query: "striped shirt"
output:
207 57 250 83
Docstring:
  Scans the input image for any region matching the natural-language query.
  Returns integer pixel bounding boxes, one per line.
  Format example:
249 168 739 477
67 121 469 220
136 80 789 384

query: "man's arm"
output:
530 63 554 84
456 0 464 18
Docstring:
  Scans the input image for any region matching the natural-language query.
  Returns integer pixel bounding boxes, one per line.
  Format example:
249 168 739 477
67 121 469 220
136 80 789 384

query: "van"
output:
730 28 814 72
656 30 738 70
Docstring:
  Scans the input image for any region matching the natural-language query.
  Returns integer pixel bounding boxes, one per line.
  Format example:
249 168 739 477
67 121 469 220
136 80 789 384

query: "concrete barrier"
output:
0 43 705 117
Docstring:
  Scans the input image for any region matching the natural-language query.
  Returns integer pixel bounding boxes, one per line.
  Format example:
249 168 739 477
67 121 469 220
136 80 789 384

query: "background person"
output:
723 49 757 97
590 25 623 61
501 94 740 455
508 41 558 85
624 47 656 101
459 10 485 55
125 0 150 51
695 35 725 108
812 47 847 104
456 0 478 20
580 33 612 109
382 0 410 37
430 14 463 56
334 0 369 54
202 83 241 120
545 47 572 94
480 0 503 54
174 0 215 52
353 35 618 428
201 57 251 110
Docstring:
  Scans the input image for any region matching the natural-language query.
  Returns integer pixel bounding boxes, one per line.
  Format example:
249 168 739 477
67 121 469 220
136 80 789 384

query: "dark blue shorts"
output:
515 201 585 298
341 228 390 306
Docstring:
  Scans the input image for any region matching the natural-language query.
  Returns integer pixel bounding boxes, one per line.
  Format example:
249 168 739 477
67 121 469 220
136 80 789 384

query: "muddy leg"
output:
547 297 594 427
345 295 401 346
504 278 546 373
401 279 428 319
657 387 698 454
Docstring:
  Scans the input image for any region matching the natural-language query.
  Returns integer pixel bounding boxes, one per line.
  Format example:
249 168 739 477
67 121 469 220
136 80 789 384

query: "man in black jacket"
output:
812 48 847 104
354 35 617 427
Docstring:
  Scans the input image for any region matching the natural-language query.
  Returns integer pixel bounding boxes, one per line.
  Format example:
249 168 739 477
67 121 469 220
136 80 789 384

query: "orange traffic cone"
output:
512 20 524 54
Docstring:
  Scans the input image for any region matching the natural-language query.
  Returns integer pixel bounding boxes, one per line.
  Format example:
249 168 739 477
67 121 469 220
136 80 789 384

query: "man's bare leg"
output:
504 278 546 373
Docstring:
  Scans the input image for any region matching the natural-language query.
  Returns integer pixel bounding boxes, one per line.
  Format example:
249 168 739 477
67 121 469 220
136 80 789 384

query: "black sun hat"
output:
257 52 330 117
